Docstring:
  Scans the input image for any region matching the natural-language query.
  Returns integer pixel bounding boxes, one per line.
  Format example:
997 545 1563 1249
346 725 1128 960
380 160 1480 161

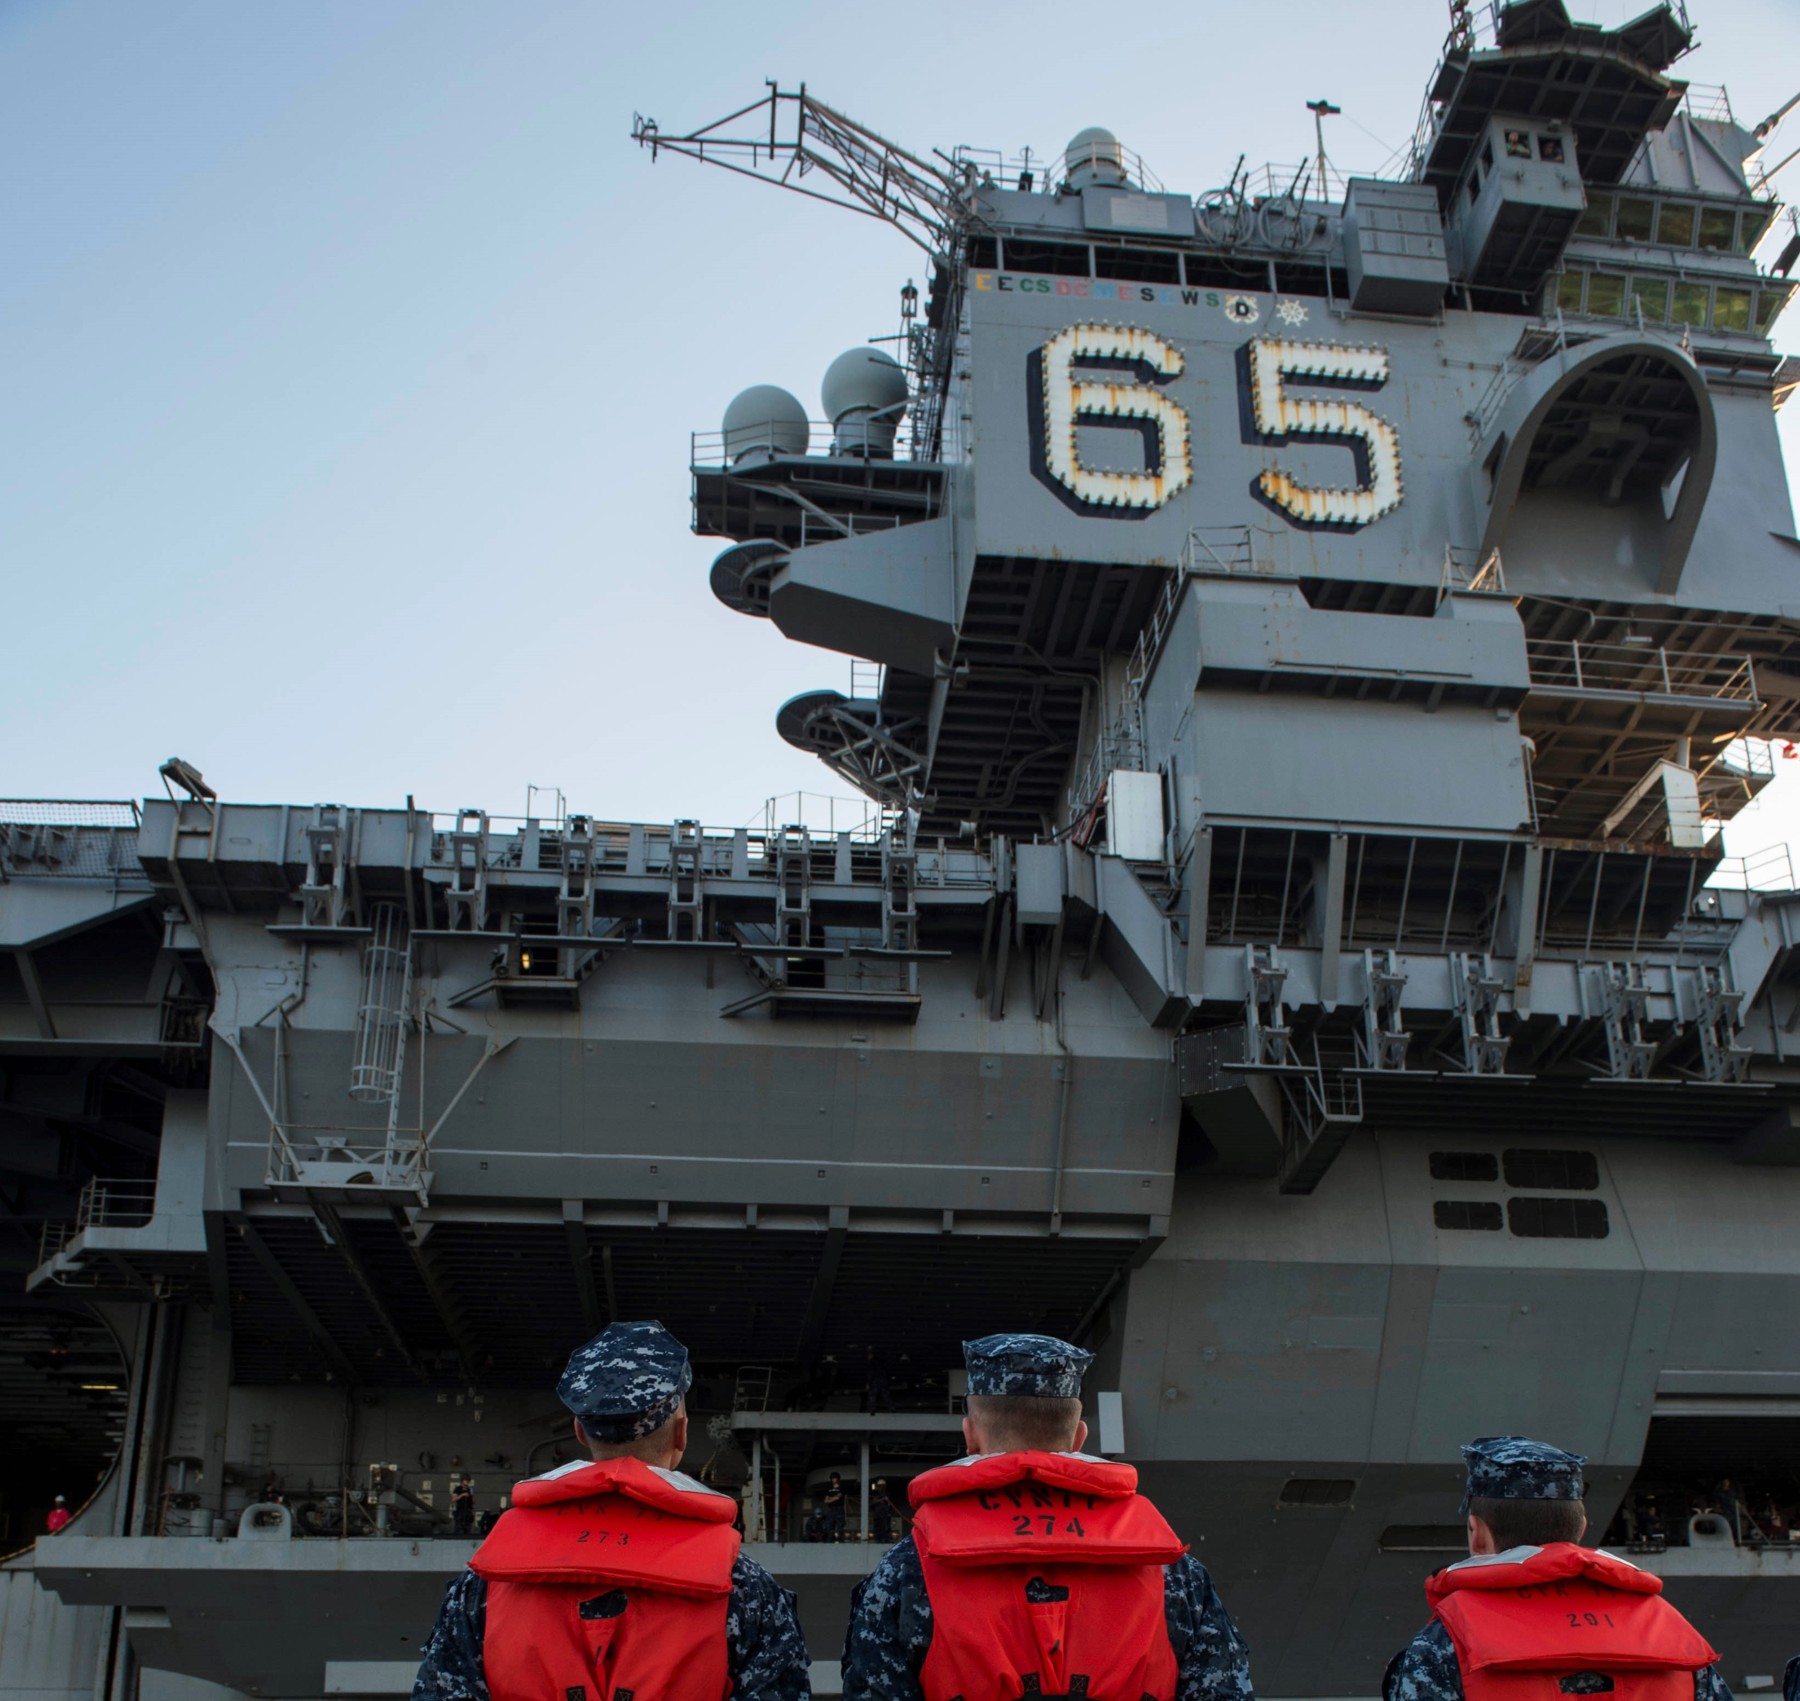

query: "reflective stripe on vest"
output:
471 1458 740 1701
909 1452 1185 1701
1429 1543 1718 1701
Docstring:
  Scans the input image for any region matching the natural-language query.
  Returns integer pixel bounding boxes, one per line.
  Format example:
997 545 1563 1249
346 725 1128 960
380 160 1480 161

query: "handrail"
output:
691 416 941 470
78 1176 157 1229
421 814 992 883
0 800 141 826
1440 544 1507 605
1711 841 1796 893
1681 84 1734 125
1181 526 1254 578
1049 136 1165 195
1524 638 1758 702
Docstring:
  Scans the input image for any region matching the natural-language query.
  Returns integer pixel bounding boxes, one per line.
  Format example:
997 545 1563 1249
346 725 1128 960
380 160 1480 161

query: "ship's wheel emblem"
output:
1276 298 1310 325
1223 293 1261 324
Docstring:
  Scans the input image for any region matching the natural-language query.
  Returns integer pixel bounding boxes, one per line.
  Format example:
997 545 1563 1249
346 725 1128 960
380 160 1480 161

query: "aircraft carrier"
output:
6 2 1800 1697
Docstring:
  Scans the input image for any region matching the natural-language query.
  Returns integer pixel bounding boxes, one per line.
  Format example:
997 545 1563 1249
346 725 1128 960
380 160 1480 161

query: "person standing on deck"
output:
412 1320 809 1701
841 1332 1253 1701
1383 1436 1732 1701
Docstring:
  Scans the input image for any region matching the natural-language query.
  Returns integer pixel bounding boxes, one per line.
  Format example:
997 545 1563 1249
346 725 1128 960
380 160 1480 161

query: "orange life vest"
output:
908 1451 1186 1701
470 1457 741 1701
1427 1543 1718 1701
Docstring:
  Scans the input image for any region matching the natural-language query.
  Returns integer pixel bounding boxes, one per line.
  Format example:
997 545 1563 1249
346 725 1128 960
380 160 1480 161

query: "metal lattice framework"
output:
632 84 966 255
774 691 929 810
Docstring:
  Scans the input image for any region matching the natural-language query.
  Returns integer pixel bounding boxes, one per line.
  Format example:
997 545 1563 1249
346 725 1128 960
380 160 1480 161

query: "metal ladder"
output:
774 826 812 949
1452 952 1512 1074
301 806 352 928
556 816 598 973
733 1365 773 1414
1599 962 1658 1081
881 829 918 951
1694 964 1751 1084
1245 944 1296 1067
1359 949 1411 1071
444 810 489 932
669 819 705 942
349 905 412 1108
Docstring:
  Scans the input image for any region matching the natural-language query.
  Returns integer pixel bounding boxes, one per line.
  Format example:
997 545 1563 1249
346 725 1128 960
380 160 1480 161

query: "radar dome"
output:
821 347 908 458
721 385 810 464
1063 126 1128 191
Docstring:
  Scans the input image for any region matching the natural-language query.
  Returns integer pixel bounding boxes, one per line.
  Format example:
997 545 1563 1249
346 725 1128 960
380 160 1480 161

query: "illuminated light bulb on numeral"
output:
1247 337 1401 529
1040 323 1192 510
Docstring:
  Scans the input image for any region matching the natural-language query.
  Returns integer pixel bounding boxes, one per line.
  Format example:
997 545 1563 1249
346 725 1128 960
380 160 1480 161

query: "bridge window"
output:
1093 245 1179 285
1584 272 1627 316
1631 276 1671 323
1573 192 1770 257
1615 197 1656 243
998 238 1090 278
1657 203 1698 247
1577 194 1613 238
1738 204 1777 253
1697 206 1737 251
1551 270 1782 337
1713 287 1753 332
1672 281 1710 325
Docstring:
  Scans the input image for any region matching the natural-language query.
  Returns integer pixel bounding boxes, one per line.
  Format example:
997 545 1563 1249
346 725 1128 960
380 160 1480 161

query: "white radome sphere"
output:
722 385 810 461
820 348 908 425
1066 126 1123 162
1064 127 1127 188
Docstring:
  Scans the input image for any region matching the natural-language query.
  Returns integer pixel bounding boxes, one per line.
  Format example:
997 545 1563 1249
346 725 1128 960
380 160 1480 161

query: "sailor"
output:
870 1477 902 1544
821 1473 847 1542
1383 1437 1732 1701
412 1320 809 1701
450 1475 475 1539
1784 1656 1797 1701
44 1495 70 1534
841 1332 1253 1701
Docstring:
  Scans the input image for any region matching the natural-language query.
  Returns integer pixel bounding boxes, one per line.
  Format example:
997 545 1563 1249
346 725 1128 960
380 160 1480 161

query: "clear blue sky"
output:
4 0 1797 831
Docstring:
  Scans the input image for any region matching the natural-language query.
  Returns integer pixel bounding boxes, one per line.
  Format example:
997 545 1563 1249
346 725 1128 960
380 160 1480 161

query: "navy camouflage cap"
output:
1458 1435 1587 1516
964 1332 1092 1399
557 1319 693 1443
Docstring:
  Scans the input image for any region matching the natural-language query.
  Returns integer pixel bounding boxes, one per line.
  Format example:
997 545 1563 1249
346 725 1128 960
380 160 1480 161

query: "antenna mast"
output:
632 83 965 255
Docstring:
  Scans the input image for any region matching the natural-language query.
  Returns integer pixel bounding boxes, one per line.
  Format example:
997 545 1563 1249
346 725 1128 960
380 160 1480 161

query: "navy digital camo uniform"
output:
1383 1438 1732 1701
556 1318 693 1443
412 1321 809 1701
959 1332 1092 1399
841 1334 1255 1701
1450 1435 1587 1516
1783 1655 1797 1701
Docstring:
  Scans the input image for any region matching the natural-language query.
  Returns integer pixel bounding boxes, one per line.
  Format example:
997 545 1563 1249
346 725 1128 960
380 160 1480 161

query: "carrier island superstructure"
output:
8 4 1800 1698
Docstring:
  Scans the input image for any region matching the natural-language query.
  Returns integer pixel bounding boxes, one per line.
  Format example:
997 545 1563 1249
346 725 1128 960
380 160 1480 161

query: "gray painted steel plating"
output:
7 5 1800 1700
